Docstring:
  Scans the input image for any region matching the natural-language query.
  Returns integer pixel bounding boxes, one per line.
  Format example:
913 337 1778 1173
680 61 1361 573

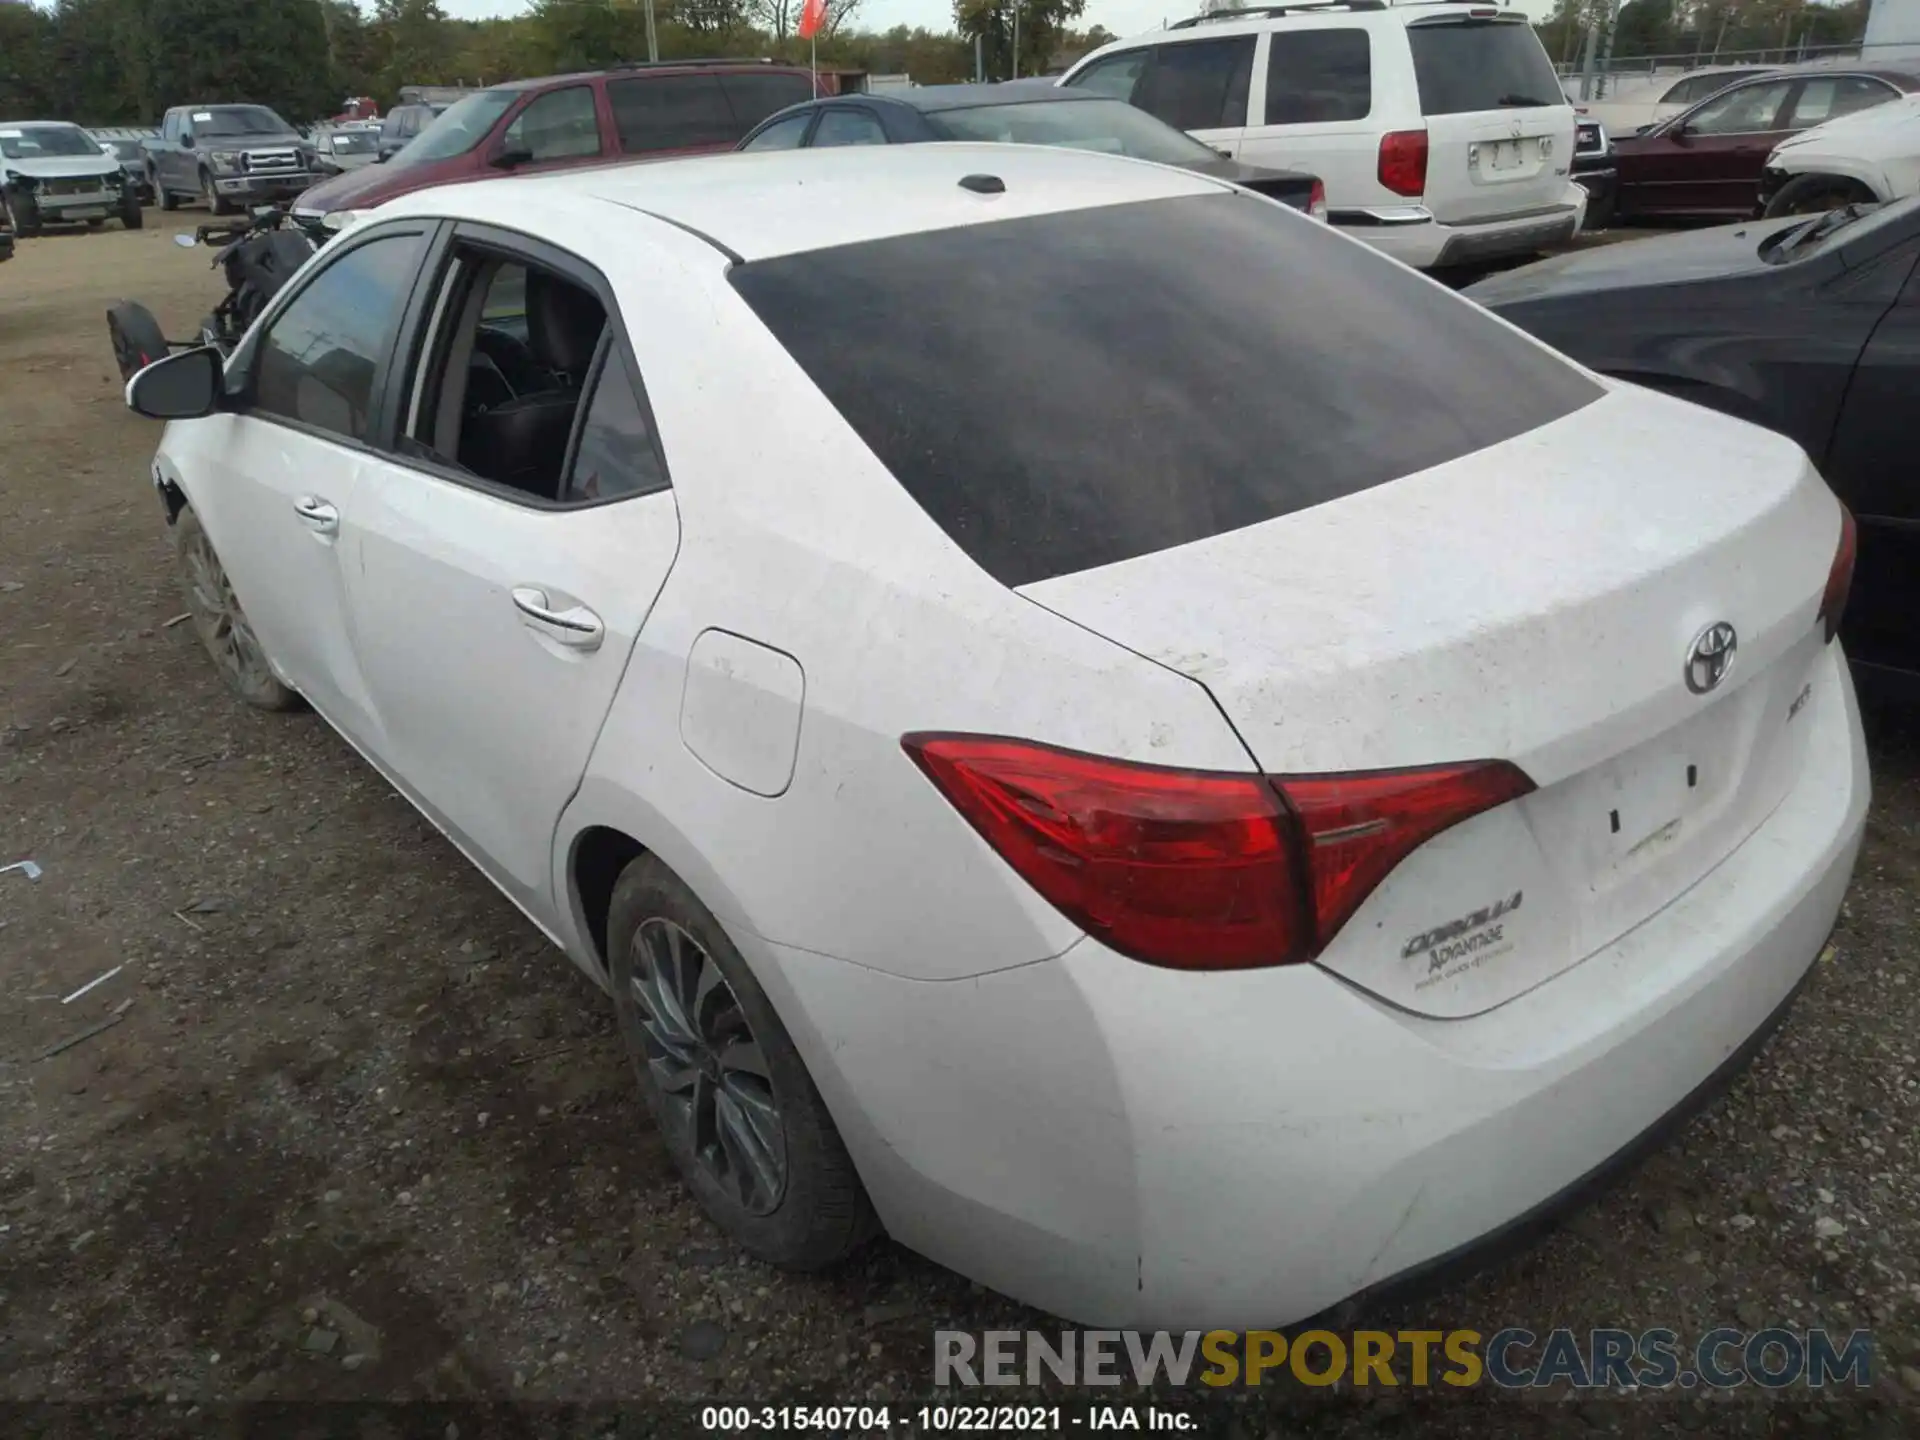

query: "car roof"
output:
825 84 1103 114
375 143 1226 264
0 120 81 129
484 59 816 93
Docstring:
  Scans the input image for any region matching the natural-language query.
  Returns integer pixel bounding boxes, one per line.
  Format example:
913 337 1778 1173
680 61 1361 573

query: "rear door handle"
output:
512 586 604 652
293 495 339 536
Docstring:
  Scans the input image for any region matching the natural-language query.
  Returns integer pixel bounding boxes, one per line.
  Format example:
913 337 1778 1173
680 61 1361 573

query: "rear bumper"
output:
1341 186 1587 268
759 645 1869 1327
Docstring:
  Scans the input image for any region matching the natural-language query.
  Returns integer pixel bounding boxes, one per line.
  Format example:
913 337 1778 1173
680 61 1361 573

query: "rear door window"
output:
610 74 738 153
812 108 888 148
743 113 813 151
1264 30 1372 124
1139 37 1255 130
730 194 1599 587
1786 75 1898 128
1407 20 1562 115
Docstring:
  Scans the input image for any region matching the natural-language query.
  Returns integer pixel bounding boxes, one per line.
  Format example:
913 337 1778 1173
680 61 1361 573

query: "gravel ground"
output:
1 212 1917 1438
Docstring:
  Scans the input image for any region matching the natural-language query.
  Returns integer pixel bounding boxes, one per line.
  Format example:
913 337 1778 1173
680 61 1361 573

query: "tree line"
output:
0 0 1115 126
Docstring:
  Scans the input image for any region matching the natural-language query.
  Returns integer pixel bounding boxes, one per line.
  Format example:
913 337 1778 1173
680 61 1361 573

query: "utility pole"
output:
1012 0 1021 80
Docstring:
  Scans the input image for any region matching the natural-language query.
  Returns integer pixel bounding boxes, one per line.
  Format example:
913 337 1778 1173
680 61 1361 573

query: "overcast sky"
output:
443 0 1556 44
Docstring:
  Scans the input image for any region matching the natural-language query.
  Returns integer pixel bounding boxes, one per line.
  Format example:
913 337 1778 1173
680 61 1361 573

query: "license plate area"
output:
67 206 107 219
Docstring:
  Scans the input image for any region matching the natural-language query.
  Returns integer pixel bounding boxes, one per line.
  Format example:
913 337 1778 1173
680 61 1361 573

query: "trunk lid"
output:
1407 15 1577 225
1019 387 1841 1017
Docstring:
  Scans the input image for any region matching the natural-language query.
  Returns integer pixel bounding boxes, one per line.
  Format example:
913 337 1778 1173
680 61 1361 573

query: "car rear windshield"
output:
730 194 1601 588
928 98 1217 167
1408 19 1564 115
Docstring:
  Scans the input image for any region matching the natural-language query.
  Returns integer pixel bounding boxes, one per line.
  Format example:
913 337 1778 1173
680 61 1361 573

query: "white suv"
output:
1058 0 1584 269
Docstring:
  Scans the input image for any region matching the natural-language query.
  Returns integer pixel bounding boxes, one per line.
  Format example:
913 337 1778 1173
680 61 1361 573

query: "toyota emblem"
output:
1684 622 1738 695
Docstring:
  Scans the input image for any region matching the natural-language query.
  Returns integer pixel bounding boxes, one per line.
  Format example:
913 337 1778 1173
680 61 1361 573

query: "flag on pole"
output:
798 0 826 39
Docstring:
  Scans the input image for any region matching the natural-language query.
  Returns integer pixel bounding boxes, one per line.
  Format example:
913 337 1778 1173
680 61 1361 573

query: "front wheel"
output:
173 508 299 711
201 170 231 216
1763 173 1878 220
608 856 876 1270
153 170 176 211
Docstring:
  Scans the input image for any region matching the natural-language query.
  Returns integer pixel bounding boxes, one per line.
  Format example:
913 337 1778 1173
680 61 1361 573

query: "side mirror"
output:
180 133 196 150
1669 124 1692 144
126 347 224 420
490 145 535 170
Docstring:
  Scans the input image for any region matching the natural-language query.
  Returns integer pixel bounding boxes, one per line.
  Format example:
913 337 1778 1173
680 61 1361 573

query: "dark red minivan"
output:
292 59 821 236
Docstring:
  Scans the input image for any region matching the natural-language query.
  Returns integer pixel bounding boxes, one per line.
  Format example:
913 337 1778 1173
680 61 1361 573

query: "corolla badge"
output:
1684 622 1738 695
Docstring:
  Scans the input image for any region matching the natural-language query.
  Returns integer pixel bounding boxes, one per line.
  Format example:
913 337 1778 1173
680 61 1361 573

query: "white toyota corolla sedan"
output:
124 144 1868 1329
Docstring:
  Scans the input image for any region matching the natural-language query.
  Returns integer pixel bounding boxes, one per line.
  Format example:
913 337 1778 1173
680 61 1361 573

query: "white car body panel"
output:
145 145 1869 1327
1769 92 1920 201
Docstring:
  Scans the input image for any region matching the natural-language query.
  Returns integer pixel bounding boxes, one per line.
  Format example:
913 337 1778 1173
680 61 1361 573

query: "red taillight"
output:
903 734 1533 971
1307 178 1328 221
1818 504 1856 644
1378 129 1428 198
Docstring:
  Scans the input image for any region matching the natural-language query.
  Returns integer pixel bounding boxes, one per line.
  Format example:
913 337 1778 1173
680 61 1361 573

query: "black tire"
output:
1763 173 1878 220
201 170 231 216
107 299 169 382
4 188 42 238
172 508 300 712
153 169 176 211
608 856 876 1270
119 196 144 231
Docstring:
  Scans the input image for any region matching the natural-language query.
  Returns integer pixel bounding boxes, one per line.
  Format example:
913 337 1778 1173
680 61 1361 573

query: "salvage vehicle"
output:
107 208 314 381
122 145 1865 1328
1612 65 1920 222
1571 114 1616 227
1467 197 1917 693
739 86 1327 217
98 136 156 203
311 125 382 176
1058 1 1584 269
293 59 820 239
1759 93 1920 216
1572 64 1776 137
1 120 142 233
145 104 317 215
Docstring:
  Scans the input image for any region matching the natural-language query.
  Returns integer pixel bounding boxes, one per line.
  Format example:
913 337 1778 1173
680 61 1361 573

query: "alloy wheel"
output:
181 527 275 696
626 918 787 1215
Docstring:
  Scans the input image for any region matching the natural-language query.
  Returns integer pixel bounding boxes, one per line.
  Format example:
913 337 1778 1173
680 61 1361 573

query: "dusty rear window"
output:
1408 19 1564 115
730 193 1599 587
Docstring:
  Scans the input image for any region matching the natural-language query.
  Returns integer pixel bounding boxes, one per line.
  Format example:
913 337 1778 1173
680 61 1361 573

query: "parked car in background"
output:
738 86 1327 217
312 124 382 176
374 102 446 162
1468 196 1919 690
1 121 141 233
144 104 317 215
1056 1 1583 269
1572 64 1777 136
1760 93 1920 215
1611 65 1920 222
98 136 155 203
292 59 821 237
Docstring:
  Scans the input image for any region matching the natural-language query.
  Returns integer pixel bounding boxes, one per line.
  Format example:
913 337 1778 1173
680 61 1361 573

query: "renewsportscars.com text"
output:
933 1328 1874 1391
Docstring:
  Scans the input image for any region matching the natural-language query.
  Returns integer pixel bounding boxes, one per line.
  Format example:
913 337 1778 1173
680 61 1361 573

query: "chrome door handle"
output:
293 495 339 535
511 586 604 652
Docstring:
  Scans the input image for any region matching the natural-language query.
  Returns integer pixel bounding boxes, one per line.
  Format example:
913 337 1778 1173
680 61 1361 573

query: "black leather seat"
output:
459 272 605 498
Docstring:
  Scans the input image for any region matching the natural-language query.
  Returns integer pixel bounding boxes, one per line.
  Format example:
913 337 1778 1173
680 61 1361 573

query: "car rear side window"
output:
1787 75 1898 128
254 233 426 444
721 73 816 129
1140 37 1255 130
1407 20 1562 115
1067 50 1150 103
612 74 743 153
731 194 1600 587
1264 29 1371 124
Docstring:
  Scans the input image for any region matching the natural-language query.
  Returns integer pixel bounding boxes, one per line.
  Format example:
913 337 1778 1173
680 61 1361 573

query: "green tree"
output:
953 0 1084 81
0 0 58 117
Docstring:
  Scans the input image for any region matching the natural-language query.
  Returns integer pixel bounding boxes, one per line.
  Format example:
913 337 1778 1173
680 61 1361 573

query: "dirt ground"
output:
3 211 1919 1439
